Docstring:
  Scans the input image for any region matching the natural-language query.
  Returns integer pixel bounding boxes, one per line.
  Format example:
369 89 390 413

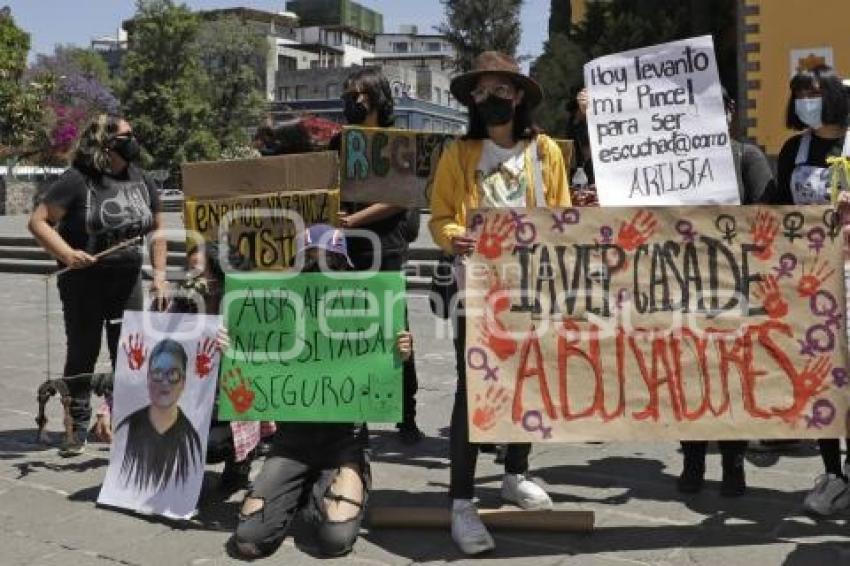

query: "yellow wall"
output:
745 0 850 155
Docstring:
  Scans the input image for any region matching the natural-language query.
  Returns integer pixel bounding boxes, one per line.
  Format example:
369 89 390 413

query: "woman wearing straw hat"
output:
429 51 571 555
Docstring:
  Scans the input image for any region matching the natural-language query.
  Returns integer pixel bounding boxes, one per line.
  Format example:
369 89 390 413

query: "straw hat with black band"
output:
450 51 544 110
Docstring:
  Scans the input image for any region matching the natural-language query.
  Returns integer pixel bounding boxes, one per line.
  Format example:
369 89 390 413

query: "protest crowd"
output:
13 9 850 561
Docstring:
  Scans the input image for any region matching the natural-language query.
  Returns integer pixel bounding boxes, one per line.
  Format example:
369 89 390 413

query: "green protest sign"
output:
217 272 406 422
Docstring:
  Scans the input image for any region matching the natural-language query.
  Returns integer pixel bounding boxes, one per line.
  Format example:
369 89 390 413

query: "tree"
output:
32 45 111 85
121 0 218 183
0 8 53 159
28 46 120 160
530 33 584 137
548 0 571 37
437 0 524 72
531 0 738 137
195 15 266 153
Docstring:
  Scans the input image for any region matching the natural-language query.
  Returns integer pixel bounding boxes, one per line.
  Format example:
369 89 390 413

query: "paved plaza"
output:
0 266 849 565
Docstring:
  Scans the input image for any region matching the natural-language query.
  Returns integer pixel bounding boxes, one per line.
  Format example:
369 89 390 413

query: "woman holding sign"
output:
29 114 167 457
331 68 424 445
764 66 850 517
429 51 571 555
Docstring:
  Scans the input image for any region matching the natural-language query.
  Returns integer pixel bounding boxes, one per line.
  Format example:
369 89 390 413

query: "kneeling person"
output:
225 225 413 558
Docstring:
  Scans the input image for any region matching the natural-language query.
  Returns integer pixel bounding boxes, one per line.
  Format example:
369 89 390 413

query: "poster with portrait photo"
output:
98 311 221 519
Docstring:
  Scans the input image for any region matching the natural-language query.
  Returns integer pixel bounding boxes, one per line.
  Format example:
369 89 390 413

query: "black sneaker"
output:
677 460 705 494
397 423 424 445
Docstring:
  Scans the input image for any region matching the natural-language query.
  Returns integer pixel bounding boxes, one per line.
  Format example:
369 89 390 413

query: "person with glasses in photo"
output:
115 339 202 493
29 114 167 457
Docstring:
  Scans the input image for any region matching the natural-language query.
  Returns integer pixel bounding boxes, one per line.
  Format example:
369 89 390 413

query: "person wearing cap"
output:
429 51 570 555
227 224 413 559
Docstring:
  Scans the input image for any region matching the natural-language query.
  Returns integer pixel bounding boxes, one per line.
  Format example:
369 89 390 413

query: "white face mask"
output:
795 97 823 129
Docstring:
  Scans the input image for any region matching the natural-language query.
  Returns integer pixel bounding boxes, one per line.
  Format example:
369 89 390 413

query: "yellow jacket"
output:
428 134 571 253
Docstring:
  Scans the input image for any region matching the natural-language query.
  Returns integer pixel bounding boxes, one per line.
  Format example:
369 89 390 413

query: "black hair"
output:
785 65 849 130
149 339 188 375
463 79 542 141
115 339 201 492
342 67 395 127
72 113 126 175
187 242 225 284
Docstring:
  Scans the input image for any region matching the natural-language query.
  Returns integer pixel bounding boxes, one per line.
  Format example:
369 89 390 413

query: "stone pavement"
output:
1 272 850 566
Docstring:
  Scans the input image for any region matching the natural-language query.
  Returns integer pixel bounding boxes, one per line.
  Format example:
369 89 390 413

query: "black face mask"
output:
343 98 370 125
111 136 141 163
476 95 515 127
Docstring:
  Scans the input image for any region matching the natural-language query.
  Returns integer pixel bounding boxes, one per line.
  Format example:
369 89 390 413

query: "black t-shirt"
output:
116 406 203 490
766 132 845 205
329 132 411 268
43 165 160 268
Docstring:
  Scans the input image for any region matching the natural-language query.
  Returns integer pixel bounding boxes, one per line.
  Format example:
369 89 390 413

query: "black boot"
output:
678 442 706 494
721 453 747 497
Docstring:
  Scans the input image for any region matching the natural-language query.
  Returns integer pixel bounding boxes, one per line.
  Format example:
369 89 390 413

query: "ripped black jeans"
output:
235 423 370 557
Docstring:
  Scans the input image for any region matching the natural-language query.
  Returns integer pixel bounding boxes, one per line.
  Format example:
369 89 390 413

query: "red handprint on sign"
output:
797 259 836 298
223 368 255 414
753 275 788 319
783 356 832 424
479 276 517 360
472 384 510 430
123 333 147 371
616 210 658 252
750 210 779 261
195 337 217 379
476 214 516 260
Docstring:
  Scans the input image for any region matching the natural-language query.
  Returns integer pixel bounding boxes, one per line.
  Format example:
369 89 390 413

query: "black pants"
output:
351 250 418 427
57 266 142 434
235 424 370 557
681 441 747 468
818 439 850 477
450 313 529 500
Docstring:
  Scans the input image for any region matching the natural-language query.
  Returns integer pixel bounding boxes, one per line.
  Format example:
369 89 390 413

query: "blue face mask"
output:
795 97 823 129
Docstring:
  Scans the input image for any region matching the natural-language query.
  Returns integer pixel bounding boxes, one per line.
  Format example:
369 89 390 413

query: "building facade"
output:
90 29 127 79
738 0 850 155
285 0 383 35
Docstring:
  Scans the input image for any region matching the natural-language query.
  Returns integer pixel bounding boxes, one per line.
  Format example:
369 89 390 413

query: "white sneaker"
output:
451 499 495 555
501 473 553 510
803 474 850 516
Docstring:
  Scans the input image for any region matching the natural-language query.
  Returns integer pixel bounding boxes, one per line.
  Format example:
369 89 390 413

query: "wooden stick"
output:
368 507 594 532
49 236 143 278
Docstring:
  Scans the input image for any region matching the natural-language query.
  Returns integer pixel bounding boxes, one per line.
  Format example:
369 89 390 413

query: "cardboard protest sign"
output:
182 152 339 200
218 272 406 422
184 190 339 270
340 126 454 208
182 153 340 270
464 205 849 442
98 311 221 519
340 126 575 208
584 35 739 206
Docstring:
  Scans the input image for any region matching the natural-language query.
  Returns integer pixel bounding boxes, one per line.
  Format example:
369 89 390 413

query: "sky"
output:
6 0 550 68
